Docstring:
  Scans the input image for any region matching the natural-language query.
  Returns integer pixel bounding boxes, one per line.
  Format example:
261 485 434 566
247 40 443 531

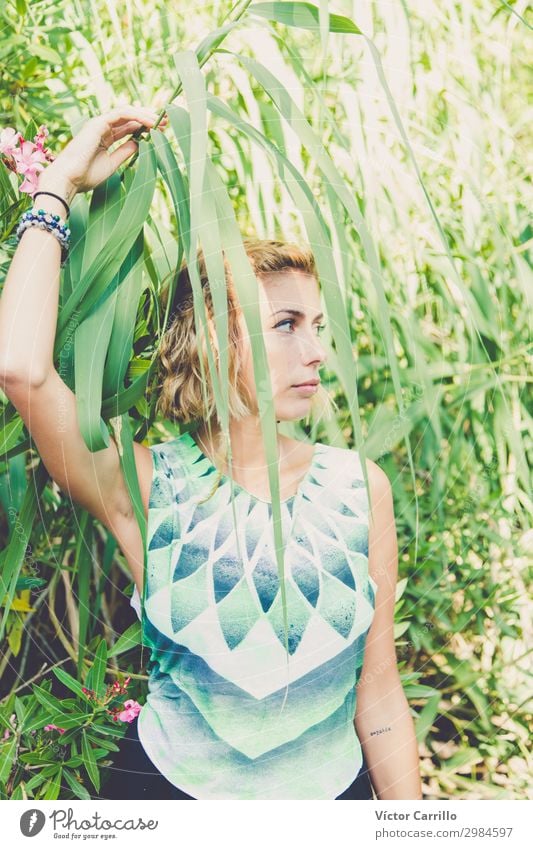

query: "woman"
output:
0 106 422 800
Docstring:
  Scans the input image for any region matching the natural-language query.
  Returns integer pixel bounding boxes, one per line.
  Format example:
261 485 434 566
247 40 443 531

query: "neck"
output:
196 418 284 474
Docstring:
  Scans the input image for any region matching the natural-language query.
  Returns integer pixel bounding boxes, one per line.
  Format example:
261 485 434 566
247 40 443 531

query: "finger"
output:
96 109 169 150
105 106 160 127
110 120 148 138
107 138 139 170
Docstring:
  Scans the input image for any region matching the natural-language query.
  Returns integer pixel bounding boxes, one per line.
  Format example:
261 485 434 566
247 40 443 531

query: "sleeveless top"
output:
129 430 377 800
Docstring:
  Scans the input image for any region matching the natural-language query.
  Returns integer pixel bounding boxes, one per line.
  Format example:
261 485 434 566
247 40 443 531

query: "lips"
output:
293 379 320 387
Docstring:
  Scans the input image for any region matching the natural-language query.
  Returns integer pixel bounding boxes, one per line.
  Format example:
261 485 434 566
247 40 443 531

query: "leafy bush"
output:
0 0 530 800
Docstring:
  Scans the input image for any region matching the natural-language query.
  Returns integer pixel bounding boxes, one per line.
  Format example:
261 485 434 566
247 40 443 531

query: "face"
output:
237 270 328 421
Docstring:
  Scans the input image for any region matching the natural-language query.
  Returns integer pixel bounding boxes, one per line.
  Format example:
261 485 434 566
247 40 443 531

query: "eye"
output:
274 318 295 331
274 319 327 335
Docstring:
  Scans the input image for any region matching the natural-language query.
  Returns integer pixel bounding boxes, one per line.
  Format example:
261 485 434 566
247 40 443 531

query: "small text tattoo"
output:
369 726 392 737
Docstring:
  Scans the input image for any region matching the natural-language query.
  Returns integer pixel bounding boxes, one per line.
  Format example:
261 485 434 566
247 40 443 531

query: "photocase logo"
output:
20 809 46 837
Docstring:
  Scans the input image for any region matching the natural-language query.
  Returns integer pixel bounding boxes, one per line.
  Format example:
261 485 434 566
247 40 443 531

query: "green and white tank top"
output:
130 430 377 799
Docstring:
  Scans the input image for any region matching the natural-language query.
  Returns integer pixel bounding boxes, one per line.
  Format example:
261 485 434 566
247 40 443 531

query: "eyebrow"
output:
272 309 324 321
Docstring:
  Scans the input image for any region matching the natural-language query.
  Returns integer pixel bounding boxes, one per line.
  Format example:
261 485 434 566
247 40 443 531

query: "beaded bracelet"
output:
15 208 71 267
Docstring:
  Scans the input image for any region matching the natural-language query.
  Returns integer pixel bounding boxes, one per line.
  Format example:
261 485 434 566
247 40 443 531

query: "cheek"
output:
265 336 294 390
240 329 293 397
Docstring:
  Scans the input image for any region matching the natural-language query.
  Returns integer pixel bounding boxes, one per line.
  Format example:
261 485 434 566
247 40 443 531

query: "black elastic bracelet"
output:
32 191 70 218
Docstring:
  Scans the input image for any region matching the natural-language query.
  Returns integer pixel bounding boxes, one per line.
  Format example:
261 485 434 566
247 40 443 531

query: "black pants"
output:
99 718 374 800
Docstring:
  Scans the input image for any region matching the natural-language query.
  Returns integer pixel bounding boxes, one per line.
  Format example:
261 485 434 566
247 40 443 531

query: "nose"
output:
299 329 327 366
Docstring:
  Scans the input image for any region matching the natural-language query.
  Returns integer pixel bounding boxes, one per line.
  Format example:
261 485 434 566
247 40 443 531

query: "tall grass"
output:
0 0 530 799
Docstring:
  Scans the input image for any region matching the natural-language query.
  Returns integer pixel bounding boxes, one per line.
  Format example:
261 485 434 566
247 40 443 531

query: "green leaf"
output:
81 729 100 792
100 364 153 419
43 768 62 800
102 231 145 397
32 683 65 715
23 712 57 734
0 417 23 454
73 174 128 451
249 2 362 34
108 620 142 657
0 734 16 783
55 139 157 351
0 461 48 641
23 773 47 793
415 692 441 743
35 709 90 732
31 44 62 65
53 668 92 702
85 638 107 699
394 620 411 638
403 684 441 698
14 576 46 591
196 18 244 64
62 768 92 800
442 748 484 771
75 510 93 676
89 720 126 738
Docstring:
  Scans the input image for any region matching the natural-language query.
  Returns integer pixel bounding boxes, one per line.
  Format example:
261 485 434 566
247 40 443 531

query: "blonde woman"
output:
0 107 422 800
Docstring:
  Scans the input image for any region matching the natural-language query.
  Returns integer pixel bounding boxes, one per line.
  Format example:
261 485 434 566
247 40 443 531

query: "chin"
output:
277 408 309 423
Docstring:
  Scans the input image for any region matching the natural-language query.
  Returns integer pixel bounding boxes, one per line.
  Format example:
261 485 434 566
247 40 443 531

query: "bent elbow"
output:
0 363 49 393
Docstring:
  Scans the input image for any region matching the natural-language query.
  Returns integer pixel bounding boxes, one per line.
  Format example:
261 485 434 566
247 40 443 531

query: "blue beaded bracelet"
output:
15 207 71 267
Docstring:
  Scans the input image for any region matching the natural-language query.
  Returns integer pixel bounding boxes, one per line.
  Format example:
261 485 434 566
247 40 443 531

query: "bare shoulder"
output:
346 450 394 532
364 457 392 498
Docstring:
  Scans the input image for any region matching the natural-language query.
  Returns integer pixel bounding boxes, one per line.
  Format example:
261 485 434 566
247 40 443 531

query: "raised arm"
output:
0 106 167 591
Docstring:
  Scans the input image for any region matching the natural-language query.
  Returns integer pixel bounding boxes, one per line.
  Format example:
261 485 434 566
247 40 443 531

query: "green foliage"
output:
0 0 531 800
0 663 135 799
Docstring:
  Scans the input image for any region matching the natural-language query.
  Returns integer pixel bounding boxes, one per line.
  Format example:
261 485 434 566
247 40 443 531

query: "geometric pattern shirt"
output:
130 430 377 799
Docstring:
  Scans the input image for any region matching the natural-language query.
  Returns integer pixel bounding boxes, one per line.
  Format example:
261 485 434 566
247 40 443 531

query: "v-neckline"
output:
183 430 320 505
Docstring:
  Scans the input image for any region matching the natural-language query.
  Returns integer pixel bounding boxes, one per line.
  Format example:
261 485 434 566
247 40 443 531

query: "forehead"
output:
257 270 320 313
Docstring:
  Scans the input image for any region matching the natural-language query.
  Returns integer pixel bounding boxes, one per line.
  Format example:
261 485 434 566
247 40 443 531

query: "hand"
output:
37 105 169 200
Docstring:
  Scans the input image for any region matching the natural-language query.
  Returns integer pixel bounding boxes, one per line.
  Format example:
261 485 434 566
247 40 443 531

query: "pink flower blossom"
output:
116 699 142 723
34 124 49 148
110 675 131 695
0 123 55 195
19 168 42 195
43 724 66 734
12 139 47 174
0 127 20 157
2 728 10 740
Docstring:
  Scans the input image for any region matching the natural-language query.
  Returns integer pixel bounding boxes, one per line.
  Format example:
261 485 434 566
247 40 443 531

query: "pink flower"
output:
0 124 55 195
0 127 20 157
11 139 47 196
34 124 49 147
12 139 47 175
33 126 55 164
43 724 66 734
2 728 10 740
19 169 41 195
116 700 142 723
110 676 131 695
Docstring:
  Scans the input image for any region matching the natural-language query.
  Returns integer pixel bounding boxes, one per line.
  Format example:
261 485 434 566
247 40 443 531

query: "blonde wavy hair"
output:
154 238 333 477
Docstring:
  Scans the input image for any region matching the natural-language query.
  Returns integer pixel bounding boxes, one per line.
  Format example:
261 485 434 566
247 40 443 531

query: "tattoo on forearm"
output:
369 726 392 737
